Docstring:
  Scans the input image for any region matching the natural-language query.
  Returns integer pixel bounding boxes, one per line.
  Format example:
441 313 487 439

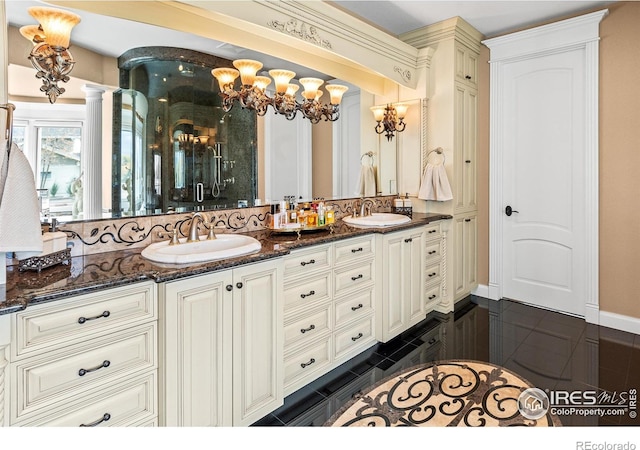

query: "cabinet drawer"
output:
334 236 374 266
24 373 157 427
13 281 156 359
334 288 374 328
334 315 375 362
284 305 331 352
425 240 441 263
284 272 331 313
425 284 441 310
424 223 441 239
14 323 156 420
425 261 441 285
334 260 374 296
284 336 332 391
283 245 332 280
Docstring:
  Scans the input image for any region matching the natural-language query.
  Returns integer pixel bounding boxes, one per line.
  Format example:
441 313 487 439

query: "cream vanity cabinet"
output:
1 281 158 427
376 227 426 342
404 16 482 307
424 221 446 312
452 214 478 300
160 258 283 427
282 235 376 395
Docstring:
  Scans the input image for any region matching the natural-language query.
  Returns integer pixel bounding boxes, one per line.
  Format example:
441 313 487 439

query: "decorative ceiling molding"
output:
267 18 332 49
393 66 412 82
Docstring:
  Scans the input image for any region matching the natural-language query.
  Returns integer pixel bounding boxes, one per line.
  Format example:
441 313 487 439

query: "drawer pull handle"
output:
300 259 316 266
351 274 363 281
351 247 363 253
300 324 316 334
351 332 364 342
80 413 111 427
428 272 437 277
351 303 363 311
301 358 316 369
429 230 437 234
78 360 110 377
428 294 437 300
226 284 233 291
428 250 437 255
78 311 110 324
300 290 316 299
465 75 472 80
236 282 243 289
404 238 413 243
428 337 437 345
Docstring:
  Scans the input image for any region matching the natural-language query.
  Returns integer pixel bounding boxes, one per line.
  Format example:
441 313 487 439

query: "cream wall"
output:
476 2 640 320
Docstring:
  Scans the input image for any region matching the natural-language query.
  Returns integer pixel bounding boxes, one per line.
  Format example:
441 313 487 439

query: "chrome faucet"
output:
360 198 375 217
187 212 208 243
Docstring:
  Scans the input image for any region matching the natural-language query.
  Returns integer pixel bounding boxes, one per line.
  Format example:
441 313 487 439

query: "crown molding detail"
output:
267 17 332 49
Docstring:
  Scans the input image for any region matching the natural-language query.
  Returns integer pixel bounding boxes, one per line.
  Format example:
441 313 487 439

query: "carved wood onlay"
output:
267 18 332 49
0 345 8 426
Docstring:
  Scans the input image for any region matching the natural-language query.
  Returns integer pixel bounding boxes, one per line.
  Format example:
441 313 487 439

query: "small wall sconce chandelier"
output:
211 59 349 123
19 7 81 104
370 103 409 141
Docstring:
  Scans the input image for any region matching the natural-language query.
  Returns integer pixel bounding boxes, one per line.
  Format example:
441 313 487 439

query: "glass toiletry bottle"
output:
318 202 326 226
326 206 335 224
307 207 318 227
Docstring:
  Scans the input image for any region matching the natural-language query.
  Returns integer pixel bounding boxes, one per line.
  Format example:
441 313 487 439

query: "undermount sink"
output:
342 212 411 228
141 233 261 264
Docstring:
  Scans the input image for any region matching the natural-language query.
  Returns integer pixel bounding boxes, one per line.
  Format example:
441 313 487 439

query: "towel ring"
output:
426 147 445 165
360 151 375 166
1 103 16 154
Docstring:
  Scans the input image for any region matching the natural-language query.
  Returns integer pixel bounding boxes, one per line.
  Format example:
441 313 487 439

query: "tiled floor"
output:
253 296 640 427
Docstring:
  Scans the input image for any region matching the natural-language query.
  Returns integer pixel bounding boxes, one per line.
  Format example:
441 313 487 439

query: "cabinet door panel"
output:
407 232 425 326
163 272 231 427
382 235 406 338
232 262 283 426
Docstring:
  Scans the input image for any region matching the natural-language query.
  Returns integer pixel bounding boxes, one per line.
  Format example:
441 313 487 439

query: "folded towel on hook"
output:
0 142 43 255
356 165 377 197
418 160 453 202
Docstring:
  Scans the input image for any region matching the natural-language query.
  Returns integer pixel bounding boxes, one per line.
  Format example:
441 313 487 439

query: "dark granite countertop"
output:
0 213 450 315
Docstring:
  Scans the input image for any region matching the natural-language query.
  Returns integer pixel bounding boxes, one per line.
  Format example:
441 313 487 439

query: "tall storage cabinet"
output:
401 17 482 310
160 259 283 427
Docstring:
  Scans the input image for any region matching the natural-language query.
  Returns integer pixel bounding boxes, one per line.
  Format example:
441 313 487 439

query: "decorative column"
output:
81 84 106 220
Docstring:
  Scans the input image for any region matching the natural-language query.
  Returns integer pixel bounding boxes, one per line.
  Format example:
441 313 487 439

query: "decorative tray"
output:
268 223 334 236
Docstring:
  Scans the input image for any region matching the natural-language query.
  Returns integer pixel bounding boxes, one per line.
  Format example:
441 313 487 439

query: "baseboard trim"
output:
471 285 639 335
599 310 640 335
472 284 490 299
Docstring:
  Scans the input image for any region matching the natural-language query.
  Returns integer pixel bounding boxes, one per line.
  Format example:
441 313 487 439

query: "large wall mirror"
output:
5 0 399 222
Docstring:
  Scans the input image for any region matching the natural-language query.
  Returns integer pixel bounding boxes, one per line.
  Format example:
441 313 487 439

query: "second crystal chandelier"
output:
211 59 348 123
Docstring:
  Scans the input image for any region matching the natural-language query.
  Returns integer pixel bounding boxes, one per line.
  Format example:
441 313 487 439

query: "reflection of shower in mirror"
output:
209 144 222 198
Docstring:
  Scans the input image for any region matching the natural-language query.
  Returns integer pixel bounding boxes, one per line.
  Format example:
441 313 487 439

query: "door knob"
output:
505 206 519 216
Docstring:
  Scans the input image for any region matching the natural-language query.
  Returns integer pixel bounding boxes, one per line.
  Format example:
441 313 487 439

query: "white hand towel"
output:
0 142 43 255
356 165 377 197
418 162 453 201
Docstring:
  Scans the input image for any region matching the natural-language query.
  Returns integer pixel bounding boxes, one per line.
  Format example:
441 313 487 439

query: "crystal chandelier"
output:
211 59 348 123
19 7 81 104
371 103 409 141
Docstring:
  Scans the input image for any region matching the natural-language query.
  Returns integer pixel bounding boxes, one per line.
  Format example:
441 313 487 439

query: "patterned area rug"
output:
325 360 562 427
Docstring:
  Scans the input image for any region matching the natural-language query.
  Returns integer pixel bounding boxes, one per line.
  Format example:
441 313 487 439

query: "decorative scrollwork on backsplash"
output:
267 18 332 49
63 221 161 247
394 66 412 82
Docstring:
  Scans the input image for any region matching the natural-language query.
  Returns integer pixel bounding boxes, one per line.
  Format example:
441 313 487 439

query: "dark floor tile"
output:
314 369 359 397
374 357 399 372
251 414 285 426
500 305 546 329
271 390 327 425
599 338 633 371
598 367 631 394
379 341 420 363
347 351 388 376
599 326 636 346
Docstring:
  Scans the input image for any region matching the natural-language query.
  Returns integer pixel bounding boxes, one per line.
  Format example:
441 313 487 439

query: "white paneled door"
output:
486 10 606 321
501 49 586 316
